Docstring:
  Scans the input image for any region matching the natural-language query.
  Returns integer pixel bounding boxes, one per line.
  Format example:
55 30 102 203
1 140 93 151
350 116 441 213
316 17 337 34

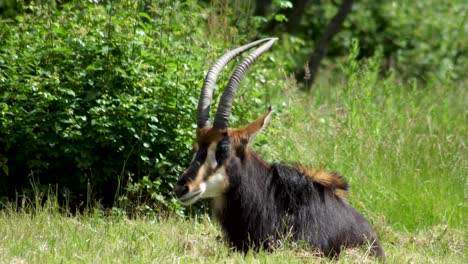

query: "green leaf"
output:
279 1 293 9
2 165 9 176
139 12 151 21
274 14 287 23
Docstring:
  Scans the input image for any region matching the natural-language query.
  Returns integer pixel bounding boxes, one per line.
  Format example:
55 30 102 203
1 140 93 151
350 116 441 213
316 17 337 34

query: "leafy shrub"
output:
256 0 467 85
0 0 279 212
345 0 467 83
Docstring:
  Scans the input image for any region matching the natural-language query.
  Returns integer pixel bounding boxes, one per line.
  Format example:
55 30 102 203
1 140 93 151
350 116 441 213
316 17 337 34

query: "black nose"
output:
175 185 189 198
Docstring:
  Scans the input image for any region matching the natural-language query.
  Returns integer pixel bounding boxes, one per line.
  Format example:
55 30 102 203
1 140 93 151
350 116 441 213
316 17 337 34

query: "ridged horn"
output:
213 38 278 129
197 38 275 129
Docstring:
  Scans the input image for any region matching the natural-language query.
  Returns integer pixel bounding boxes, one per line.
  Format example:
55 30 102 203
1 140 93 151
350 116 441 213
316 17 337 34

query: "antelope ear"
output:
245 106 273 143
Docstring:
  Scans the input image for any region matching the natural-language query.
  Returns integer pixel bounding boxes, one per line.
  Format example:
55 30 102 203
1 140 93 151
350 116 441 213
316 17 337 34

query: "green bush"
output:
259 0 467 84
348 0 467 83
0 1 279 212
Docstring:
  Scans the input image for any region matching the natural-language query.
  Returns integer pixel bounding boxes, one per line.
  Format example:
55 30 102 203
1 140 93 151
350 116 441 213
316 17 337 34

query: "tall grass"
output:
0 196 464 263
260 42 466 232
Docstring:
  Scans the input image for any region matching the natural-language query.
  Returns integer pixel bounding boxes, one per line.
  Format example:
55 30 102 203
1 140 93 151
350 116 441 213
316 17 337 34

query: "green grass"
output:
0 203 465 264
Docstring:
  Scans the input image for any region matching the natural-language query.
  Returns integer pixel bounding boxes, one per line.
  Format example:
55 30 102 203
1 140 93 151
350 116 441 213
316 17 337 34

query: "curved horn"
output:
197 38 276 129
213 38 278 129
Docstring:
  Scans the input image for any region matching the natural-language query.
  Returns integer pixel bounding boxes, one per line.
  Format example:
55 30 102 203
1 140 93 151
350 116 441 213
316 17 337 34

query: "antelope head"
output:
174 38 277 205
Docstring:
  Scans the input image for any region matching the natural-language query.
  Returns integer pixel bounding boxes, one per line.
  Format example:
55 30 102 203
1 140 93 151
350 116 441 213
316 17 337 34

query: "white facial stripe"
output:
190 143 199 162
201 166 228 198
200 182 207 193
206 143 218 169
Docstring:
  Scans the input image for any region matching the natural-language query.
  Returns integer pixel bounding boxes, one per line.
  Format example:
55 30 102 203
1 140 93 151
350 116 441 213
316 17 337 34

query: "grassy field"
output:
1 50 466 263
0 204 464 264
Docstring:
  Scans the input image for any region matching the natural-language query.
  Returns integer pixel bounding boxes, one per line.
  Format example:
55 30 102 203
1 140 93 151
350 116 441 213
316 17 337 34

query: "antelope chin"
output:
178 190 203 205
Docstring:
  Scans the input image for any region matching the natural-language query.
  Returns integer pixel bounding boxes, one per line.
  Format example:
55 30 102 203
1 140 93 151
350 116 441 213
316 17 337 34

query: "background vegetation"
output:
0 0 466 262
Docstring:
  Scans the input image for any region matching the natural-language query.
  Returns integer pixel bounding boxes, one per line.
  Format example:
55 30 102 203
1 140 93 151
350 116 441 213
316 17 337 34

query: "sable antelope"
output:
174 38 385 260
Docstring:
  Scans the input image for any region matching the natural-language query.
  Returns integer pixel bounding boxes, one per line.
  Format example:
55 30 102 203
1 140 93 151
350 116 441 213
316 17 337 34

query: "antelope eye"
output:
215 136 230 165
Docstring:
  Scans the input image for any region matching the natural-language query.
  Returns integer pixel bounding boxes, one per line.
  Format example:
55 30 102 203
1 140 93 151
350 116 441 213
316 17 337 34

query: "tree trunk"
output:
286 0 310 34
305 0 354 89
255 0 273 16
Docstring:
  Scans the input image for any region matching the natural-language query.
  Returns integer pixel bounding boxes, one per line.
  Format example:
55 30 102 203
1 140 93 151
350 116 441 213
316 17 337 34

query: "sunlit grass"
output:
258 52 466 233
0 201 464 263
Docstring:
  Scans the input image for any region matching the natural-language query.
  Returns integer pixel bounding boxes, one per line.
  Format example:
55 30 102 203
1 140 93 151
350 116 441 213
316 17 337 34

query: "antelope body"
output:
174 38 385 260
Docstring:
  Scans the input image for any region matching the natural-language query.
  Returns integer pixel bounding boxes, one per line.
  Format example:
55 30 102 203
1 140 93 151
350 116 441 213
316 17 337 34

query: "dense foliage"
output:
0 1 278 212
261 0 467 83
1 1 198 209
